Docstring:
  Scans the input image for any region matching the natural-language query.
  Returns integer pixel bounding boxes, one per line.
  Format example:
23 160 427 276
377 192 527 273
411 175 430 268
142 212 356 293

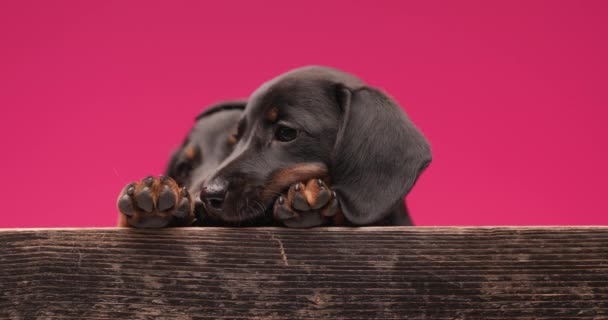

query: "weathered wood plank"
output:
0 227 607 319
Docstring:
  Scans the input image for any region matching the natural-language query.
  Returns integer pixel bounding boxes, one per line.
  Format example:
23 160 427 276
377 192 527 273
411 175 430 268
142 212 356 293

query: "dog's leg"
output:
116 176 195 228
273 179 342 227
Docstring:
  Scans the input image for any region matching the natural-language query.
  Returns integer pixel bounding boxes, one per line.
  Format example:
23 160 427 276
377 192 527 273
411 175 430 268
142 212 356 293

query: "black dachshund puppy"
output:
118 66 431 228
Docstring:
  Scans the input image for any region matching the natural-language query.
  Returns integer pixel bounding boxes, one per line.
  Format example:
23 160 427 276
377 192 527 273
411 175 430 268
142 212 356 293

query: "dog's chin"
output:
212 193 272 224
219 184 292 223
217 211 265 224
232 203 271 223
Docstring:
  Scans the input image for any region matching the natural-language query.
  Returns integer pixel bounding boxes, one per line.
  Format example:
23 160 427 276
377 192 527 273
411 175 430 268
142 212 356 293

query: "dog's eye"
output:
275 125 298 142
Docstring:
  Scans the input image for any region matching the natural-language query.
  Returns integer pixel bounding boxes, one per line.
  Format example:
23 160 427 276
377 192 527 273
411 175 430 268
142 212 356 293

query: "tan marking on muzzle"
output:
184 146 199 160
261 162 329 202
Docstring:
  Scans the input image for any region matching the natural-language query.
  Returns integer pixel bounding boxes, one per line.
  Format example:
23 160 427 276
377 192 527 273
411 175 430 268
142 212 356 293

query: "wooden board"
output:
1 227 607 319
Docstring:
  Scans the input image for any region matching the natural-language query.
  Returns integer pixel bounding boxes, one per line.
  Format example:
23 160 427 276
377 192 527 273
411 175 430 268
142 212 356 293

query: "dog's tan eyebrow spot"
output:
265 106 279 123
184 146 199 160
227 135 237 145
227 125 239 145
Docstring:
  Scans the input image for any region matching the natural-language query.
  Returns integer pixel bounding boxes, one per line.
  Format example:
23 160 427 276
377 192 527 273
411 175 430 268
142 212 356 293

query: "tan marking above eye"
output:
227 135 237 145
184 146 199 160
265 106 279 122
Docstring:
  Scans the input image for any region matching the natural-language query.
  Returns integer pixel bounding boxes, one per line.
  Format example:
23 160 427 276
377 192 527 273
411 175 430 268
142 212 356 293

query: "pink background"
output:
1 1 607 227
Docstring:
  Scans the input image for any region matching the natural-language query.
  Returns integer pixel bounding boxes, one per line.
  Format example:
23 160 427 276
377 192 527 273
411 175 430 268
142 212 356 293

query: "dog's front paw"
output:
117 176 194 228
273 179 340 227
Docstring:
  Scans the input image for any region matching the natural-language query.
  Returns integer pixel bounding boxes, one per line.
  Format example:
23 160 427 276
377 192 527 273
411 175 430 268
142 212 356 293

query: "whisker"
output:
254 200 267 216
112 167 128 184
261 190 287 199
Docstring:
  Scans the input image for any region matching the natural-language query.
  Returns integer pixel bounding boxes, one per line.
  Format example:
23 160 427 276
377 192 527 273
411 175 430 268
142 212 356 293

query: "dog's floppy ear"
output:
331 85 431 225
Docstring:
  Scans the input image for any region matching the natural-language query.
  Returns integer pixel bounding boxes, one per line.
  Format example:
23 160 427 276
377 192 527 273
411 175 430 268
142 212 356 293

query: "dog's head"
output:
166 101 244 197
201 66 432 225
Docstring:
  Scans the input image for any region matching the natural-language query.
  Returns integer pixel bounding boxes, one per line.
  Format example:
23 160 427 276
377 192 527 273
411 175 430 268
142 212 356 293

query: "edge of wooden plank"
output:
1 226 607 232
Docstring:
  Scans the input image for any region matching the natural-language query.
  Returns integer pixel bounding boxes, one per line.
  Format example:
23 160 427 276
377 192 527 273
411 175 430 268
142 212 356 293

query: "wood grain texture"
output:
1 227 607 319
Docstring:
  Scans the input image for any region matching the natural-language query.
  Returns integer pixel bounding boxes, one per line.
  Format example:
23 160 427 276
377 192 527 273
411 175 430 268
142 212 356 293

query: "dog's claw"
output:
292 183 311 211
273 197 298 220
321 191 339 217
307 179 330 210
144 176 154 186
117 176 195 228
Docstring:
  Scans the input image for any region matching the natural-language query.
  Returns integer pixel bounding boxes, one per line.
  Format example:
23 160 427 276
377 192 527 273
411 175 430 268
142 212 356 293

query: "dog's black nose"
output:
200 178 228 213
